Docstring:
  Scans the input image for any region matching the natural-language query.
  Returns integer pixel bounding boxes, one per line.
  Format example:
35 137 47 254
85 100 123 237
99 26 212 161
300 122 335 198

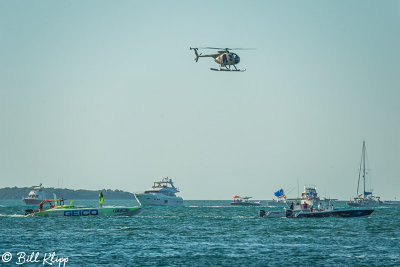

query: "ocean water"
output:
0 200 399 266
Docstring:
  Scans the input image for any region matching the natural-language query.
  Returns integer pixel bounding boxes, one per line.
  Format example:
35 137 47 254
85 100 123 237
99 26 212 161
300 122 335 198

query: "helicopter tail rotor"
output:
190 47 200 62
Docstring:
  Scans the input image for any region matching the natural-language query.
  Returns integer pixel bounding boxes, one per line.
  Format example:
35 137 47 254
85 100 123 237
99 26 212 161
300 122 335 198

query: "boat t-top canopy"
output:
30 183 43 190
40 198 66 203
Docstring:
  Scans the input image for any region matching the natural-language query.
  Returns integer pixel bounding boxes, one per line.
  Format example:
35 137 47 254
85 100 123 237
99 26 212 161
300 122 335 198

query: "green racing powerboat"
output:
25 196 141 217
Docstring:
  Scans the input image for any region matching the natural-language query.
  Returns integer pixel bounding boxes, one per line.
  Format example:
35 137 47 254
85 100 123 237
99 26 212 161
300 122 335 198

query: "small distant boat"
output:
22 183 47 205
348 141 383 207
231 196 261 206
134 177 183 206
25 196 141 217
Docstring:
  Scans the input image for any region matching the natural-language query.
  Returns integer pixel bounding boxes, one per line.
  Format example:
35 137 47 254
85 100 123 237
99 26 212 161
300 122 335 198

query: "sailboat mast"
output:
356 142 363 196
363 141 366 197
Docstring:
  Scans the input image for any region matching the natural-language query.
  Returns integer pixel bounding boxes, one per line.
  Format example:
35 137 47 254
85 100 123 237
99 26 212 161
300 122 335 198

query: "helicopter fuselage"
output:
215 52 240 66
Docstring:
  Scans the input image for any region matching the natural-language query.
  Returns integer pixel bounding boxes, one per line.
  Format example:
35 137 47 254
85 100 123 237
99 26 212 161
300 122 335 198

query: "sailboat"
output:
348 141 382 207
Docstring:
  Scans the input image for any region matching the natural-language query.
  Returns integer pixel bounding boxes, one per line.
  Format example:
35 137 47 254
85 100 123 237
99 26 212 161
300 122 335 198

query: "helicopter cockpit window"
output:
234 54 240 63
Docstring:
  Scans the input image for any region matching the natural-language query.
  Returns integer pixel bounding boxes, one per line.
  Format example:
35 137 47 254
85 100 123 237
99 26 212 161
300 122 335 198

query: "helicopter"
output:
190 47 253 72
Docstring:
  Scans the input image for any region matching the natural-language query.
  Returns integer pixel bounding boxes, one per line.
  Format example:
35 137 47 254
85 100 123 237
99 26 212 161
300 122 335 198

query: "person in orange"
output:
39 202 44 212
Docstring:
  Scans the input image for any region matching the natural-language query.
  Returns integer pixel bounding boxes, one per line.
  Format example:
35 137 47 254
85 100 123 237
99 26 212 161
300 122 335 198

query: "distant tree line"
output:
0 187 135 200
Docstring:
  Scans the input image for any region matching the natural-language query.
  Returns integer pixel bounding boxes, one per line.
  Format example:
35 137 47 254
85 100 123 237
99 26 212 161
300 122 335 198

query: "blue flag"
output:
274 189 285 198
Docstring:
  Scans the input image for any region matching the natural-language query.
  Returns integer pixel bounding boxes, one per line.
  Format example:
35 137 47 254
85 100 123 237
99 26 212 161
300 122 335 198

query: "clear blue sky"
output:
1 1 399 200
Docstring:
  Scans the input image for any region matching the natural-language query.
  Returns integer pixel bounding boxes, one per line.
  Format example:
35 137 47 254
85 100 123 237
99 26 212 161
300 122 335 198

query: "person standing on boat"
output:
318 202 322 211
99 192 104 208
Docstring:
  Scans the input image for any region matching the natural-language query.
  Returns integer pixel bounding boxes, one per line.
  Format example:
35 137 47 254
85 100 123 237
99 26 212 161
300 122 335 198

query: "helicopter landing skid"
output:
210 68 246 72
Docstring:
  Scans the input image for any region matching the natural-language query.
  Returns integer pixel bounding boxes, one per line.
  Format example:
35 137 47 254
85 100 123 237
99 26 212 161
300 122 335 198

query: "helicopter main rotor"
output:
198 47 256 53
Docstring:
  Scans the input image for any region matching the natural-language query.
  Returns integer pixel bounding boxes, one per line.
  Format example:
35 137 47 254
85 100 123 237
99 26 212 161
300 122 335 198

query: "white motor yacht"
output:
134 177 183 206
22 184 47 205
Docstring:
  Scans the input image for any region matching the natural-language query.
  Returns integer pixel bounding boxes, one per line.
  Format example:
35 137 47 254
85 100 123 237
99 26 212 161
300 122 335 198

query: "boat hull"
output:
23 198 43 205
348 201 399 207
25 207 141 217
291 209 374 218
259 208 374 218
348 201 380 207
134 193 183 206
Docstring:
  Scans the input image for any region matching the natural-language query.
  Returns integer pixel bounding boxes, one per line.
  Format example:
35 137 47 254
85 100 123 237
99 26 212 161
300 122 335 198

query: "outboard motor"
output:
285 209 293 218
259 209 266 217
